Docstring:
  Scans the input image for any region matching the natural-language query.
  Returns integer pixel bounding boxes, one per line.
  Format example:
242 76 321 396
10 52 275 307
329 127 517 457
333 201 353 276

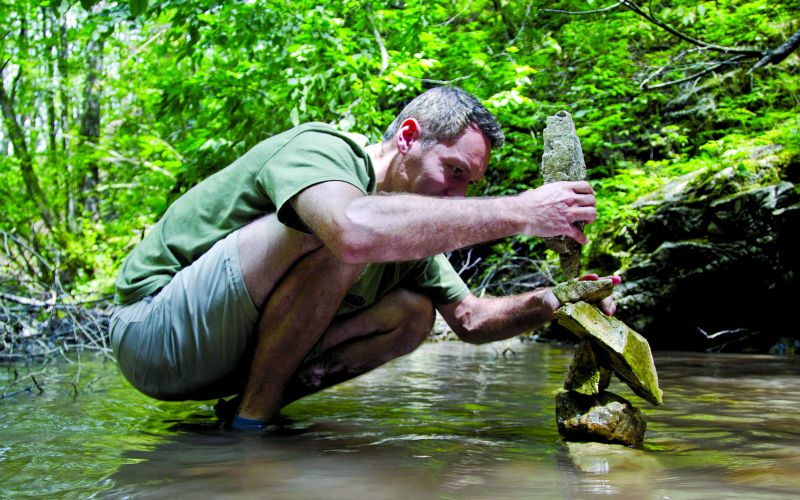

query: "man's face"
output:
402 123 491 197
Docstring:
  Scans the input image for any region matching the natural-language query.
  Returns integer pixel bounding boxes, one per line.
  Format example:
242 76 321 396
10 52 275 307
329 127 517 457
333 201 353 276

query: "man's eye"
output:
450 165 462 176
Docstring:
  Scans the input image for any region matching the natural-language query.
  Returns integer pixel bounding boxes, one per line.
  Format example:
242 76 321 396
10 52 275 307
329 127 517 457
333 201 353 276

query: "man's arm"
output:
436 290 560 344
437 276 619 344
291 180 596 264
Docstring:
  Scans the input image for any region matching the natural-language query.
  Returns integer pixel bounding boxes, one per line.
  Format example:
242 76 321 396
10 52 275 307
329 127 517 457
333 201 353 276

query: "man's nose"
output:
448 183 469 197
445 191 466 198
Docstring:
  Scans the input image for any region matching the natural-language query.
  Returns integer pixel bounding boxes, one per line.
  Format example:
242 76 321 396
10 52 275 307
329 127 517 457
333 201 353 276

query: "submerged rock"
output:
564 339 612 396
564 441 663 474
556 390 646 446
555 301 663 406
541 111 587 278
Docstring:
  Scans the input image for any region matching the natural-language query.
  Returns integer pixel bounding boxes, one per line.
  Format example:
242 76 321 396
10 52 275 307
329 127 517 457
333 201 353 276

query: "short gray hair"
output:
382 87 504 149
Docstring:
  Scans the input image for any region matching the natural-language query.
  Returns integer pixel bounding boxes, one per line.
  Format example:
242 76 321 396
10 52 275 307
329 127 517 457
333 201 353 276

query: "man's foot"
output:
230 414 280 431
213 395 242 427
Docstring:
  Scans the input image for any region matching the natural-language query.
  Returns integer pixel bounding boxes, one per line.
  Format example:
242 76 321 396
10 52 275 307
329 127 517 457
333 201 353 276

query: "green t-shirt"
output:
114 123 470 314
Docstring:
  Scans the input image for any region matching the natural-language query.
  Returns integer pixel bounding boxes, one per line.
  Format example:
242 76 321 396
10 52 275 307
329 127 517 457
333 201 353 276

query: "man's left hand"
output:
543 273 621 316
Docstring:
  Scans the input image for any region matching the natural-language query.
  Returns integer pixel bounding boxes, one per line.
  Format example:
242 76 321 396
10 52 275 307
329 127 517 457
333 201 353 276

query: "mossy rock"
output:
555 301 663 405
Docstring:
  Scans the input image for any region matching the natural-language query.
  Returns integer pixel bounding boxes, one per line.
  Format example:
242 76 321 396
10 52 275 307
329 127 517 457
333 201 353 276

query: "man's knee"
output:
387 288 435 353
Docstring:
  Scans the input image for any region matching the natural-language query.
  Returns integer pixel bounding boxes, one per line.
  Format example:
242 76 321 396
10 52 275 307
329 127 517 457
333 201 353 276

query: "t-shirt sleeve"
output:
256 129 371 232
403 254 471 305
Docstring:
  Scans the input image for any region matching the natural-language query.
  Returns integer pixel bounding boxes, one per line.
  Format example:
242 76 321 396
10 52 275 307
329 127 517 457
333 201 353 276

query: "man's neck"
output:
365 142 396 193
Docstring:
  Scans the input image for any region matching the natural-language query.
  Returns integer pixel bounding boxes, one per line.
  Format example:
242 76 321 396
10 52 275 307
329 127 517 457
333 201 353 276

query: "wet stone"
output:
555 390 646 447
565 339 612 396
541 110 587 279
555 301 663 406
553 278 614 305
541 110 587 184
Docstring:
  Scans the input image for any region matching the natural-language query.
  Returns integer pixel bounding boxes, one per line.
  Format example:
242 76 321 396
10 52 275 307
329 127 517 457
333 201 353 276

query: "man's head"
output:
383 86 504 150
375 87 503 197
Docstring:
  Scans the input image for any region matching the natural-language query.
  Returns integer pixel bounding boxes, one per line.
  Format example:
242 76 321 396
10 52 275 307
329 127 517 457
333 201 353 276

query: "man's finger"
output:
569 226 588 244
570 181 594 194
571 207 597 223
600 296 617 316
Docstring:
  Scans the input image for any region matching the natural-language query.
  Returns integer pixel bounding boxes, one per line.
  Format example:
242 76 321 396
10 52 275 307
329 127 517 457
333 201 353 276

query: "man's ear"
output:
396 118 420 154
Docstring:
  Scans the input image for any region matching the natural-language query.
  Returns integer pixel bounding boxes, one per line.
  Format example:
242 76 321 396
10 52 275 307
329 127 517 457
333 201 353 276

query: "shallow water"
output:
1 342 799 499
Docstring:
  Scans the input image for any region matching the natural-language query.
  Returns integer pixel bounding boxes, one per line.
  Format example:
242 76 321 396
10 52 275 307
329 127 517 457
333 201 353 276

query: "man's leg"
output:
234 215 433 423
236 237 366 421
282 288 435 406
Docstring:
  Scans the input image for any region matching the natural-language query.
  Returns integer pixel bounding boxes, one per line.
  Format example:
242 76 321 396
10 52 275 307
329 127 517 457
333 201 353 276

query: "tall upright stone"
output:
541 111 587 278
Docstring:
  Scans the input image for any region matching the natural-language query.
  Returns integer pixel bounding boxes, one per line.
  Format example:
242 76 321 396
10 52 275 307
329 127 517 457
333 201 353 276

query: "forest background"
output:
1 0 798 357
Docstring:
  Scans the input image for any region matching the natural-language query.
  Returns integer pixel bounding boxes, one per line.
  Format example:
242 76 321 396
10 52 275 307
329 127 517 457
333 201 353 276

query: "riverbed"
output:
1 341 799 498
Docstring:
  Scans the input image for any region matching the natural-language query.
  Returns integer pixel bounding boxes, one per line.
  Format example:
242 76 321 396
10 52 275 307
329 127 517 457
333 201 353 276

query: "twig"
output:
0 291 56 307
438 0 475 26
542 1 624 15
697 326 750 340
639 48 701 89
508 1 535 46
1 369 48 397
644 53 749 89
1 229 53 272
368 13 390 76
31 375 44 393
72 353 82 395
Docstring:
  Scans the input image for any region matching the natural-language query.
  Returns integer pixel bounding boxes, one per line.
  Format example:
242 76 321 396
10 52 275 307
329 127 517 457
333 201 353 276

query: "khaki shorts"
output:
110 230 259 400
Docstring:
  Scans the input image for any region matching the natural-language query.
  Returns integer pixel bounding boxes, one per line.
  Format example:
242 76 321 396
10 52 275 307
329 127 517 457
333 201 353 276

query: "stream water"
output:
1 341 799 499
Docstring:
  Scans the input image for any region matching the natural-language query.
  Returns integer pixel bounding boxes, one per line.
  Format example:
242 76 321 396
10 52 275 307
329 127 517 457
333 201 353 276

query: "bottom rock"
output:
555 390 646 446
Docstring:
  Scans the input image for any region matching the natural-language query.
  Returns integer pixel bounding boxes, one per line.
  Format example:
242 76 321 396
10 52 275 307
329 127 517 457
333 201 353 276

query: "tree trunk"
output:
490 0 516 42
43 8 58 169
59 16 76 230
78 31 105 222
0 17 56 232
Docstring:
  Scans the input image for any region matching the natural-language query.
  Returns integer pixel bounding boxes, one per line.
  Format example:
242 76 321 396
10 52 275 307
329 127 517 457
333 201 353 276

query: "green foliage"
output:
1 0 798 296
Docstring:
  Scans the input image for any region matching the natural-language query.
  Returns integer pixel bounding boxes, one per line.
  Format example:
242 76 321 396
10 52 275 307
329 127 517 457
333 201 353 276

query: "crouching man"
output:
110 87 615 430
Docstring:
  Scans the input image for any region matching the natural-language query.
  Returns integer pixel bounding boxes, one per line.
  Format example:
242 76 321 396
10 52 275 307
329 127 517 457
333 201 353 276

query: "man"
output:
110 87 615 430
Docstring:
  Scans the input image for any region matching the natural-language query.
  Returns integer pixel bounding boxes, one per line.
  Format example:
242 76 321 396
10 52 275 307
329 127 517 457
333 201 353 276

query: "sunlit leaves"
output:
2 0 798 293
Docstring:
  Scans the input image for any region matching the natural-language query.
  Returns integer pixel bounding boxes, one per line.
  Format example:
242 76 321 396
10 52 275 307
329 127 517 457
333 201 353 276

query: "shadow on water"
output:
2 342 799 498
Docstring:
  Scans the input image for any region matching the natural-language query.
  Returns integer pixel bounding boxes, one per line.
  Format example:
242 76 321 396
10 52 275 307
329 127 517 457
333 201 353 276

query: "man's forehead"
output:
446 124 491 170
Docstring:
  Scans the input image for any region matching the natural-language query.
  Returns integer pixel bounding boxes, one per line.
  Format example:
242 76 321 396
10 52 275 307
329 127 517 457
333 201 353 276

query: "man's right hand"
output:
515 180 596 244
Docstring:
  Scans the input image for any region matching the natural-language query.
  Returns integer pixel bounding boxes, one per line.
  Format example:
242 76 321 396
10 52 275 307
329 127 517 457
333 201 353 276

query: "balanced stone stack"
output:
541 110 663 446
552 279 663 447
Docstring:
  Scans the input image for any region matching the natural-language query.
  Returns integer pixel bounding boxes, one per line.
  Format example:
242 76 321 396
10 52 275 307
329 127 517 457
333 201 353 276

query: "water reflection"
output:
2 343 799 498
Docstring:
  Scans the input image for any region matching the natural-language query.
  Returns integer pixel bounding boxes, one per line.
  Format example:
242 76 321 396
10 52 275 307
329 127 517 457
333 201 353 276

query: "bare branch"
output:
367 14 389 76
644 53 749 90
639 48 699 89
619 0 763 56
0 291 56 307
438 0 475 27
0 230 53 272
508 1 535 47
749 27 800 73
544 1 764 57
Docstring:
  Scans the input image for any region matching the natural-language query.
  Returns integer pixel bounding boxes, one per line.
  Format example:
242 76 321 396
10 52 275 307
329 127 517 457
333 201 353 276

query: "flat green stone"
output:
553 278 614 304
555 301 663 405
